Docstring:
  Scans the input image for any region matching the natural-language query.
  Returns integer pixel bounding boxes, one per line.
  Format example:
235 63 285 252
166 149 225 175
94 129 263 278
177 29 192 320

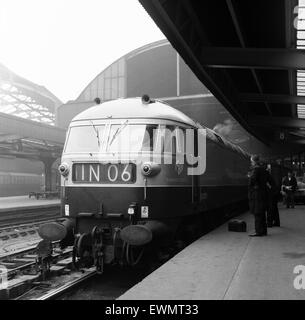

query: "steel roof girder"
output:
200 47 305 70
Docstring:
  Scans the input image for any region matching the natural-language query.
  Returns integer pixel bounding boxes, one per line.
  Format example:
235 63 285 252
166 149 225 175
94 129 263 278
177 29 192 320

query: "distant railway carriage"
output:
0 171 44 197
39 96 251 271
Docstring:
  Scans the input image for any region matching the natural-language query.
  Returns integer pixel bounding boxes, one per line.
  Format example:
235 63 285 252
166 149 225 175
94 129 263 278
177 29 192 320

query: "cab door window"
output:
162 125 186 155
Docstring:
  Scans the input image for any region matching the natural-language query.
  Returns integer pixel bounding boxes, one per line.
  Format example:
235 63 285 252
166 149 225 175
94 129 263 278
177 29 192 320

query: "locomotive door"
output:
161 124 199 205
174 125 200 204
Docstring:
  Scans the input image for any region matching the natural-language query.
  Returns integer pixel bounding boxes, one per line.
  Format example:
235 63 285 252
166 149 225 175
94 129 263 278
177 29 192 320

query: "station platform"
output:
0 196 60 212
119 205 305 300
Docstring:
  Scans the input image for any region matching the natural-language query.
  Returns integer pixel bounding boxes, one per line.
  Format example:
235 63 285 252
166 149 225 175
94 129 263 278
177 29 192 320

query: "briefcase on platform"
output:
228 220 247 232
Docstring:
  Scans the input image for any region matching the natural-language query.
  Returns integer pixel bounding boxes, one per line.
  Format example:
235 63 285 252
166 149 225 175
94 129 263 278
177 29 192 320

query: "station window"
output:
111 63 118 78
118 59 124 77
91 80 98 99
78 58 125 102
118 78 124 97
97 75 104 101
111 78 118 99
104 78 111 100
103 59 125 100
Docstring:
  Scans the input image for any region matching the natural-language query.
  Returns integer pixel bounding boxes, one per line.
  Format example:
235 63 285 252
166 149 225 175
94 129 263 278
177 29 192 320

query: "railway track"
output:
0 242 97 300
1 239 151 300
0 220 55 243
0 205 60 228
0 213 90 300
0 209 100 300
0 219 62 259
18 267 97 300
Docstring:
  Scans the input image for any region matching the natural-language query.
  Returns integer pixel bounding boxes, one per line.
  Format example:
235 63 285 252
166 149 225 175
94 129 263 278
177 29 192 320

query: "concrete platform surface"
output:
119 205 305 300
0 196 60 211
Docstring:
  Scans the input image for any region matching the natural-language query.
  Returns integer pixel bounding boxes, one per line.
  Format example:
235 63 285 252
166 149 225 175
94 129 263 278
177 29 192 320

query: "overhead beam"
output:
0 145 62 159
0 134 23 143
0 112 66 145
285 139 305 145
201 47 305 69
250 116 305 129
0 149 40 160
240 93 305 105
285 0 298 118
226 0 272 116
138 0 268 144
288 131 305 138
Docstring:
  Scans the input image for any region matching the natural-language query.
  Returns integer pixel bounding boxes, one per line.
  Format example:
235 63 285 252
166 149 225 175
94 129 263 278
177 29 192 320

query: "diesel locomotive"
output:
38 95 250 272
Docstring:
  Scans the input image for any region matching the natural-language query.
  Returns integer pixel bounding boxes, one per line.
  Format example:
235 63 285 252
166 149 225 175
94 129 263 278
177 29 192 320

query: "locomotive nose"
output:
120 220 169 246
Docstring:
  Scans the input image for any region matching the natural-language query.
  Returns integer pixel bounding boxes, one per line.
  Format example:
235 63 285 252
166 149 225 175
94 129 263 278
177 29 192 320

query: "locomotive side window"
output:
141 125 159 151
65 125 105 153
177 127 185 155
107 124 158 152
162 126 186 155
163 126 176 154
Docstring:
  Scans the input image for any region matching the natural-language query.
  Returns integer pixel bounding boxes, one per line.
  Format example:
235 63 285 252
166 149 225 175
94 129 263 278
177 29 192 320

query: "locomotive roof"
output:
71 97 197 127
71 97 249 159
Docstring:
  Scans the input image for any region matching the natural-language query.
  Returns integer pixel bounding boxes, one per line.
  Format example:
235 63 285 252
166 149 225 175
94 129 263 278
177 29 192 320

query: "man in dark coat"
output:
266 165 280 227
248 155 270 236
282 171 297 209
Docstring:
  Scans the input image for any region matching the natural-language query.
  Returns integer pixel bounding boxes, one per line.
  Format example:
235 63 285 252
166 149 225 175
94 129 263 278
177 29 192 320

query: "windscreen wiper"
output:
108 120 129 147
90 120 100 148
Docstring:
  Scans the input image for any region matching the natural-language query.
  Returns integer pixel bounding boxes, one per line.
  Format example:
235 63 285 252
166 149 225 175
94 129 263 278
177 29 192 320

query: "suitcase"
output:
228 219 247 232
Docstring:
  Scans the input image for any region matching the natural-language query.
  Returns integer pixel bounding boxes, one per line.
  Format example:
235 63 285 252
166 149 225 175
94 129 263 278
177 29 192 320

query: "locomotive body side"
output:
198 131 249 212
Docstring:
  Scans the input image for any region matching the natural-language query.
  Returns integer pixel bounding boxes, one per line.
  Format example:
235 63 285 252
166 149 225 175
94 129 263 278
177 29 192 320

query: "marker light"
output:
141 162 161 177
128 202 138 216
141 94 153 104
128 208 135 215
58 162 69 177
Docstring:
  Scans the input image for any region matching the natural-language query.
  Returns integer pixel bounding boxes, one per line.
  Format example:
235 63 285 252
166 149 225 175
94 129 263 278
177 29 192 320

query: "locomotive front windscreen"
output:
65 125 106 153
64 124 159 153
107 124 158 152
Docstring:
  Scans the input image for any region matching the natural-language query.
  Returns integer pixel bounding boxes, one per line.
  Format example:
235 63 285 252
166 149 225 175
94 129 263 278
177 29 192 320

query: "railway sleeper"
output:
0 253 74 299
0 229 38 241
0 274 40 299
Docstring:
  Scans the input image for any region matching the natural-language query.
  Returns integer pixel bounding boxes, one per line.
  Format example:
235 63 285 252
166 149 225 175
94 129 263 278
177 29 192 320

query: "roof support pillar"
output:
40 157 56 192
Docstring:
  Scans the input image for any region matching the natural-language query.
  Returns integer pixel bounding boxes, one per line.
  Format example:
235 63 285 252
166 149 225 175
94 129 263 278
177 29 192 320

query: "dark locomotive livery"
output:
39 96 250 271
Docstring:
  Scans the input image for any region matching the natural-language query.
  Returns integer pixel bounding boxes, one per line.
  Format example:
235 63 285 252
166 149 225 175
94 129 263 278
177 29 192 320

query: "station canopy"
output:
139 0 305 153
0 63 61 125
0 63 64 160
